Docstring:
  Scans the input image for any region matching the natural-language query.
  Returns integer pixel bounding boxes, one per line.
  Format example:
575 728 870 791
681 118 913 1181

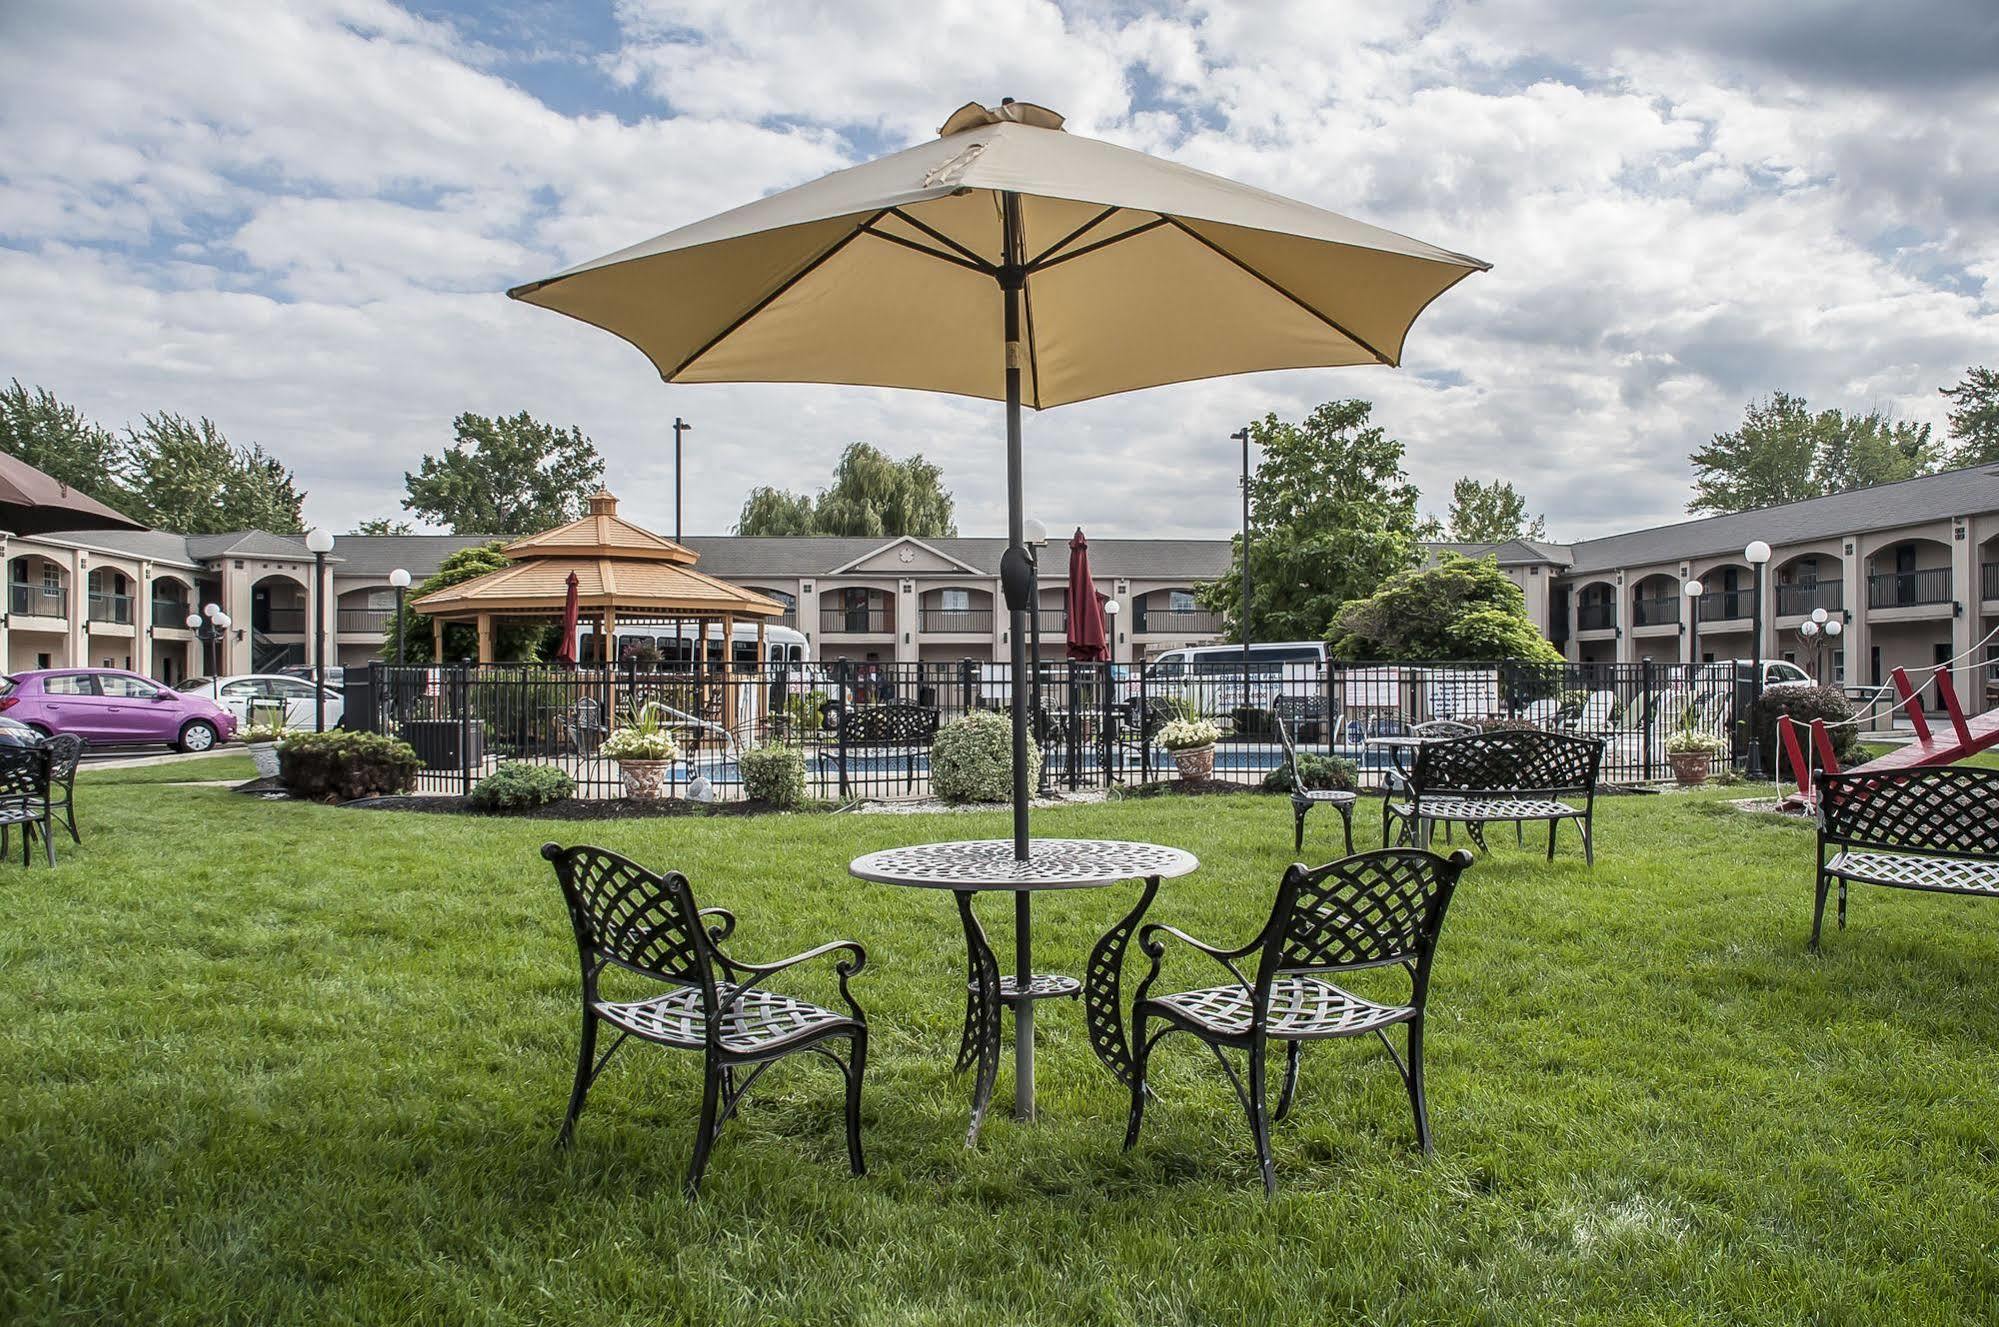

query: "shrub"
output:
1745 684 1863 774
930 710 1042 804
469 762 575 812
278 731 421 801
739 744 806 807
1261 752 1359 795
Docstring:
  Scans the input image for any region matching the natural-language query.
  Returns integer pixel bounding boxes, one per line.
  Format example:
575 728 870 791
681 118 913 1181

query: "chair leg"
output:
1581 818 1593 868
64 799 80 846
1293 799 1307 853
1123 1011 1149 1151
1340 803 1354 857
556 1009 597 1148
1247 1039 1276 1197
1406 1016 1433 1156
40 814 54 867
1837 881 1847 930
1273 1040 1302 1122
1546 819 1559 861
844 1027 868 1177
686 1055 723 1194
1810 870 1830 949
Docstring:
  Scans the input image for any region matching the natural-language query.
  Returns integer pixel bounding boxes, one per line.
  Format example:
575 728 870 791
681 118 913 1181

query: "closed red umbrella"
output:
1065 528 1108 662
555 571 580 666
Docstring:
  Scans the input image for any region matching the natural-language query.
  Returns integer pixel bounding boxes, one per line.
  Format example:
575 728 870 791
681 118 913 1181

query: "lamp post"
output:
305 528 335 731
1744 540 1772 779
1022 518 1048 795
187 602 230 676
388 568 411 666
1233 424 1253 720
1101 597 1120 780
672 417 692 543
1793 607 1843 684
1682 577 1704 682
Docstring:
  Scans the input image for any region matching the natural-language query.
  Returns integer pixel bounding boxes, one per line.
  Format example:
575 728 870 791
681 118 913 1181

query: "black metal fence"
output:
347 657 1746 801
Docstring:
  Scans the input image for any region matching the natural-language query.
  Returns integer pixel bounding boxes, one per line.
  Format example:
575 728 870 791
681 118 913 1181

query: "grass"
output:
4 780 1998 1324
77 751 259 784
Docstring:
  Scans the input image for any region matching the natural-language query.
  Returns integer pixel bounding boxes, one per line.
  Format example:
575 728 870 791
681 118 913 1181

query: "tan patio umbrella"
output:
509 97 1489 857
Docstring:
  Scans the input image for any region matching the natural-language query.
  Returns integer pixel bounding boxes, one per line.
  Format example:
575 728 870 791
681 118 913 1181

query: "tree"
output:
1326 553 1563 663
0 380 133 512
352 517 414 535
402 412 606 536
381 543 548 662
1195 400 1425 642
125 412 306 534
1445 477 1546 543
733 442 956 537
1941 365 1999 467
1688 392 1940 514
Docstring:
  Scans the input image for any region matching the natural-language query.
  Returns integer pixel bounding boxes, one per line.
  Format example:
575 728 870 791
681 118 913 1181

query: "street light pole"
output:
1233 425 1252 718
1023 519 1048 795
672 417 692 543
1683 577 1703 683
306 528 336 731
389 567 411 666
1744 540 1772 779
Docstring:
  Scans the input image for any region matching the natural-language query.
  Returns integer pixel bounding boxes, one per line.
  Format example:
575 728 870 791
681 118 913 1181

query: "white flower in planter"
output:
1157 717 1221 751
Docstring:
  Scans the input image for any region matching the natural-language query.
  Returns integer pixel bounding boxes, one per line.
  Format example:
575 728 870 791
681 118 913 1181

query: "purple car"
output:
0 668 238 752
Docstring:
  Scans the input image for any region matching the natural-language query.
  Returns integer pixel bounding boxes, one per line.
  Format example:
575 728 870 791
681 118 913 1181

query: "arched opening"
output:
1866 537 1953 609
1695 563 1754 626
918 585 993 634
1575 580 1617 631
149 574 192 624
8 554 67 620
1773 551 1843 617
742 587 797 628
86 567 134 626
1134 587 1220 635
250 572 310 671
1630 574 1679 628
819 585 893 637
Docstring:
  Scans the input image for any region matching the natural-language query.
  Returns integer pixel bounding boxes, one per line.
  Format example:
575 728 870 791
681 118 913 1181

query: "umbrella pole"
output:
1002 192 1030 863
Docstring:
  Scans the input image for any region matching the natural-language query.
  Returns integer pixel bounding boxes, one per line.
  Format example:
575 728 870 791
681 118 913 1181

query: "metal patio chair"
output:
1122 847 1473 1195
33 734 84 846
0 743 55 867
542 843 868 1193
1275 713 1355 856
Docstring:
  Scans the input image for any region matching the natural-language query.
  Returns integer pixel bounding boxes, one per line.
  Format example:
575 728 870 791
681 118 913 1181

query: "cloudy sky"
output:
1 1 1993 541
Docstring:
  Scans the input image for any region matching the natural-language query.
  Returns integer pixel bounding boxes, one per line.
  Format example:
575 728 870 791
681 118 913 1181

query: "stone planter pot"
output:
248 742 281 779
1170 743 1216 781
617 758 675 800
1668 750 1712 786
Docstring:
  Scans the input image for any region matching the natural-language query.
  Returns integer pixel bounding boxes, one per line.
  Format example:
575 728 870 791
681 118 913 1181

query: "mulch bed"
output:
342 794 809 819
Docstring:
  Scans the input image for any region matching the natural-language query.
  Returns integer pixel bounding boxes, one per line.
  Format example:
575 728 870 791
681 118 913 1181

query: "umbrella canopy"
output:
0 452 145 536
555 570 580 666
508 97 1487 856
1064 528 1107 662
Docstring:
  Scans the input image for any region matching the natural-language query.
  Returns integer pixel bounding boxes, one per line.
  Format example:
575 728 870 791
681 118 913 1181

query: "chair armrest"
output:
697 907 736 943
713 939 868 1021
1137 922 1258 991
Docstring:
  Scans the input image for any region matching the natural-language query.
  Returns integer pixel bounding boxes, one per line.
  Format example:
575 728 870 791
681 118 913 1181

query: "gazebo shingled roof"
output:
411 491 783 663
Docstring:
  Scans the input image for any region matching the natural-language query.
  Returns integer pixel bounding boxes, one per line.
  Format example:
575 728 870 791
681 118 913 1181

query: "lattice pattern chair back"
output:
41 734 83 786
1275 712 1302 783
0 743 50 803
542 843 716 1002
1415 730 1601 797
1819 767 1999 859
1256 849 1467 989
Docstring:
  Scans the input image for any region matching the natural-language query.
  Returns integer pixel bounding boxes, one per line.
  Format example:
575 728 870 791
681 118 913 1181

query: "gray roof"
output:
1425 539 1572 568
331 534 505 579
1562 462 1999 574
185 530 318 560
677 535 1234 580
35 528 207 567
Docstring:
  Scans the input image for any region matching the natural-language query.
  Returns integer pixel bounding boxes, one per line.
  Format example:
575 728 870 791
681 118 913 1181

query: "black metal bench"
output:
1383 729 1604 864
1812 765 1999 948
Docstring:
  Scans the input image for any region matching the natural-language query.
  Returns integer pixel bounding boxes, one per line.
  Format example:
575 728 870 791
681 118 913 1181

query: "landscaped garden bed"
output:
343 793 824 819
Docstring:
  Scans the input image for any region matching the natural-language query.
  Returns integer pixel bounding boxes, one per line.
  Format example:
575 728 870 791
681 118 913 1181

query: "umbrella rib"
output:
858 225 994 275
663 209 891 380
1026 205 1120 267
1026 217 1170 273
1162 217 1394 366
882 208 998 273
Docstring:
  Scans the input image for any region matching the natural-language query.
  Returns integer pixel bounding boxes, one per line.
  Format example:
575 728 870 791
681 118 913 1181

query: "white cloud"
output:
0 0 1991 545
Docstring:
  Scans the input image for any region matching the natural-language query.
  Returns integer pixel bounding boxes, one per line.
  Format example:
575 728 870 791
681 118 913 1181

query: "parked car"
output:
178 673 344 731
0 715 42 747
280 664 347 692
0 668 237 751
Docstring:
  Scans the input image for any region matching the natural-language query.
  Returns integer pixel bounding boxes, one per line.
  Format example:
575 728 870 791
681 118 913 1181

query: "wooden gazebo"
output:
412 490 784 725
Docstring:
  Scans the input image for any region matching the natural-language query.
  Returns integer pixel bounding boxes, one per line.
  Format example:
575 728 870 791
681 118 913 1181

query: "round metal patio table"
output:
850 838 1198 1145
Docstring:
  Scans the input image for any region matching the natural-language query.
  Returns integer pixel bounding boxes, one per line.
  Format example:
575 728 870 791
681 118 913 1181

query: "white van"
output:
575 620 811 668
1140 641 1330 714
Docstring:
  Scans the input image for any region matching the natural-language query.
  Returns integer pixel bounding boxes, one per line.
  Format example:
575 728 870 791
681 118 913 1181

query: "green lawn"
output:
4 780 1998 1325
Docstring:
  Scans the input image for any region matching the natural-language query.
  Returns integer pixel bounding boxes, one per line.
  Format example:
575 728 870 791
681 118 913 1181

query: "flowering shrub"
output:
601 705 681 762
277 731 420 801
930 710 1042 803
1157 716 1221 751
739 744 806 807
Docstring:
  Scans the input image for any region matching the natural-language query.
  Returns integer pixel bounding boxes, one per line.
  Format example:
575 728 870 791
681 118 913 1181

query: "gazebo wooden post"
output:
721 612 737 733
755 617 768 737
475 613 494 664
603 604 619 718
431 616 444 661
